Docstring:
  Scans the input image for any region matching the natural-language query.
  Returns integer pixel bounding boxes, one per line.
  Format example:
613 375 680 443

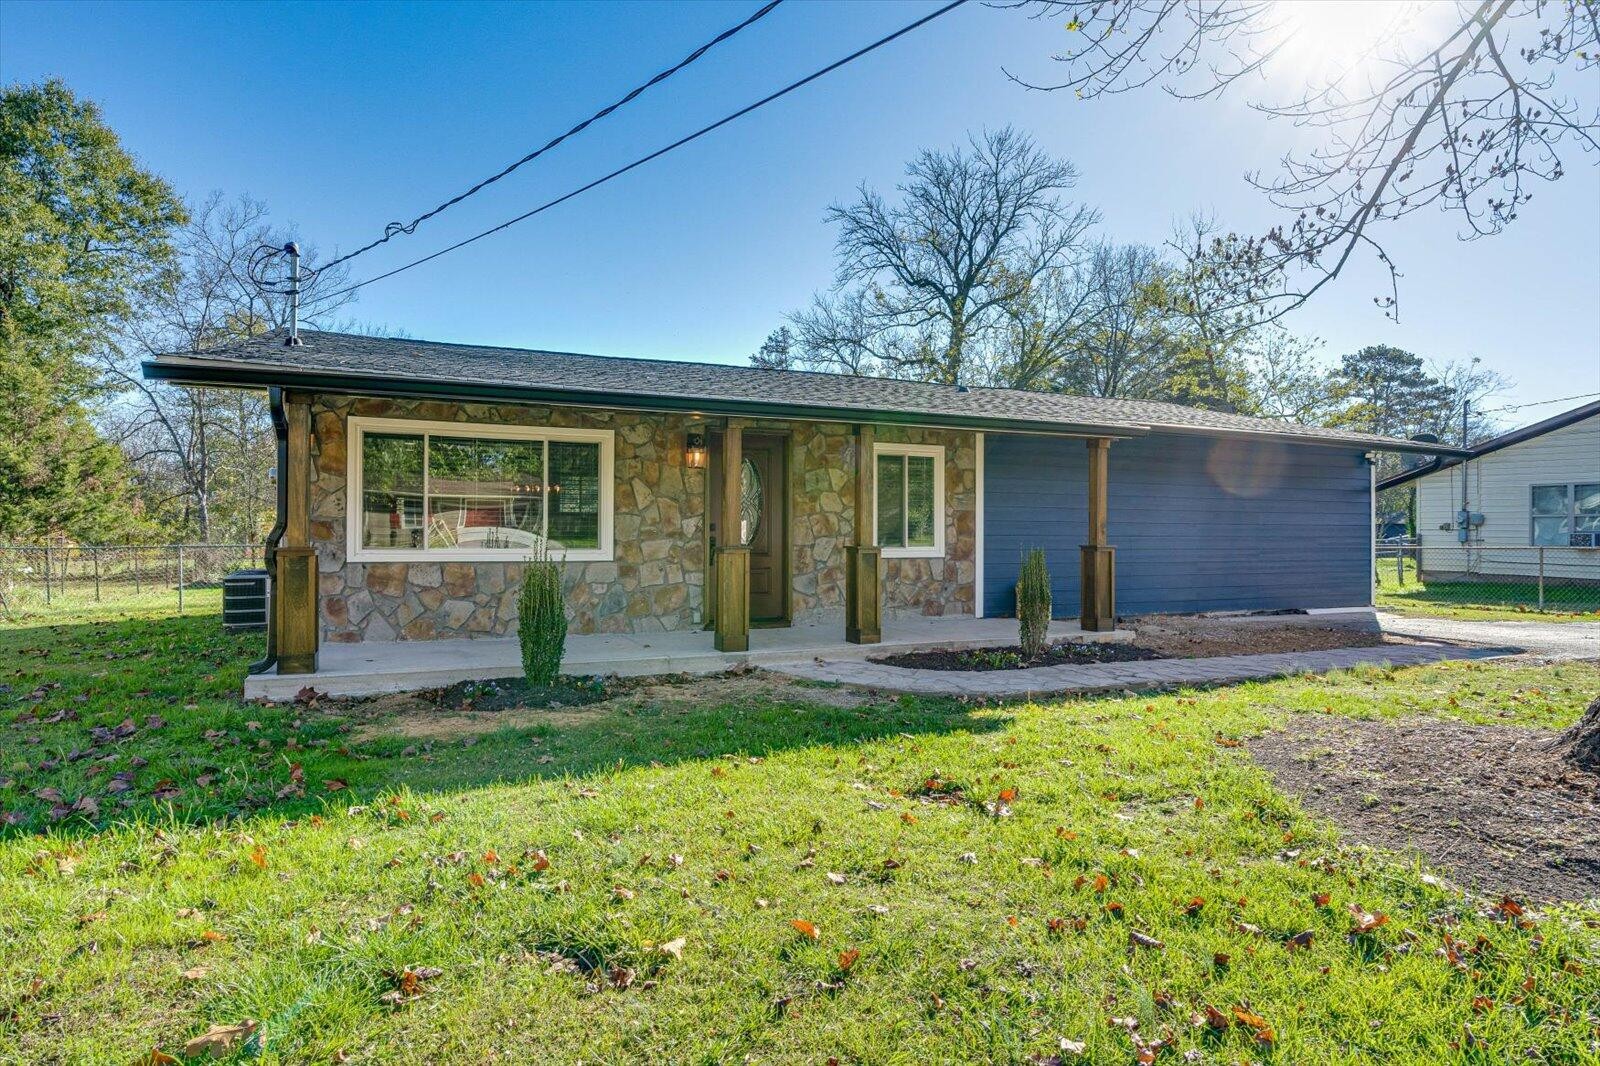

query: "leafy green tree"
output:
0 79 185 541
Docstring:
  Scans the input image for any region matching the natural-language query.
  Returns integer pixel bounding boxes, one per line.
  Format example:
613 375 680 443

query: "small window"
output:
873 444 944 558
1531 483 1580 547
349 417 613 562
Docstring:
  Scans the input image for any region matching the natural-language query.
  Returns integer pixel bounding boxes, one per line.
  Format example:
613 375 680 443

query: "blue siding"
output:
983 432 1371 617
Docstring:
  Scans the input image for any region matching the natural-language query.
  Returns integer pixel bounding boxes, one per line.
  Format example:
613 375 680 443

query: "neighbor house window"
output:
873 443 944 558
347 416 613 562
1533 483 1600 546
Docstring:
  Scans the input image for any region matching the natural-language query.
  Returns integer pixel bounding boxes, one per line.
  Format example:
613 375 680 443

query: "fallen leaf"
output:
133 1051 179 1066
826 871 847 885
1348 904 1390 935
658 937 686 960
1128 929 1165 950
1285 929 1316 951
791 919 820 940
249 844 267 870
837 948 860 971
323 779 347 793
183 1020 258 1059
181 966 209 981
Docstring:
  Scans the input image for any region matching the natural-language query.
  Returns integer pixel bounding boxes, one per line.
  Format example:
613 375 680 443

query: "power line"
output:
309 0 969 306
1481 390 1600 414
314 0 785 274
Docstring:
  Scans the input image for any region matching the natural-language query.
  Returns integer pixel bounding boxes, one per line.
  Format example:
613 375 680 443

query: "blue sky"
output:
6 0 1597 426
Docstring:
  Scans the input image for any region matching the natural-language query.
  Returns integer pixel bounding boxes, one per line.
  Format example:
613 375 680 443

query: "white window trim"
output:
345 415 614 563
872 442 945 559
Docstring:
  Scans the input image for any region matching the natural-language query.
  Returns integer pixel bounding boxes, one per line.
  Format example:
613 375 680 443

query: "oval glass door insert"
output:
739 457 762 545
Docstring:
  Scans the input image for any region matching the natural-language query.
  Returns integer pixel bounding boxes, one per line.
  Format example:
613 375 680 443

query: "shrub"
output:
518 542 568 686
1016 548 1051 658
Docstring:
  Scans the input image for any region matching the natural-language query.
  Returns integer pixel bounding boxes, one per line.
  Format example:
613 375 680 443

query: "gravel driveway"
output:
1378 612 1600 660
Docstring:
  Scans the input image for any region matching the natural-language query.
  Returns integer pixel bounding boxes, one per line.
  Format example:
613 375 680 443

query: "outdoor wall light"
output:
685 429 708 469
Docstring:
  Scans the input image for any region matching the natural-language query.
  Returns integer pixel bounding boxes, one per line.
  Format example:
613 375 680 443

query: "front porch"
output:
244 614 1133 700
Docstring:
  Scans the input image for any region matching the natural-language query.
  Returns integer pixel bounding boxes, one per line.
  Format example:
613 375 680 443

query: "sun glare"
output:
1269 0 1436 86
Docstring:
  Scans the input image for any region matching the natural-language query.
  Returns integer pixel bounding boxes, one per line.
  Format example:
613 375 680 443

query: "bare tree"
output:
94 194 355 539
1007 1 1600 320
788 127 1098 384
1051 242 1177 398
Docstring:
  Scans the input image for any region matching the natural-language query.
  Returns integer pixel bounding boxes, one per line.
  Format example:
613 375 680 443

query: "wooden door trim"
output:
705 427 792 629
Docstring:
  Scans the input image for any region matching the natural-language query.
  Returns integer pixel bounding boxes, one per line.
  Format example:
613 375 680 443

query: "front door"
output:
711 432 788 623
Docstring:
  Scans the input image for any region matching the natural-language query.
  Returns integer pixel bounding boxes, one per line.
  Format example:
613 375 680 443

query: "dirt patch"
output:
1250 715 1600 902
345 670 873 743
872 641 1160 671
1130 615 1419 659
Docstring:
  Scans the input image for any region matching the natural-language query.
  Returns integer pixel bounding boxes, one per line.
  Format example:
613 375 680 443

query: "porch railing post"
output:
844 423 881 644
1079 437 1117 631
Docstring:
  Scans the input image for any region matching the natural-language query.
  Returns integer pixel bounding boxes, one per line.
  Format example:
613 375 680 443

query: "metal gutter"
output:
247 386 289 676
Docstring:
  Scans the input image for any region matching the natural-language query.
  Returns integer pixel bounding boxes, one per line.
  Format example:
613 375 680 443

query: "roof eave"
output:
142 355 1470 455
141 357 1149 439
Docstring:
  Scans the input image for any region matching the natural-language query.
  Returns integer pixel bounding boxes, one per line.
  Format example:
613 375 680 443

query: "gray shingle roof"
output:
144 329 1460 455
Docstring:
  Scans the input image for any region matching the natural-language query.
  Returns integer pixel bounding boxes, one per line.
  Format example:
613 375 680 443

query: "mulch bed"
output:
871 641 1162 672
431 676 612 713
1250 715 1600 902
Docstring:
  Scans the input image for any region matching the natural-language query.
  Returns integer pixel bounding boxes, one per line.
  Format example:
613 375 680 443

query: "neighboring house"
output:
143 330 1454 676
1378 400 1600 583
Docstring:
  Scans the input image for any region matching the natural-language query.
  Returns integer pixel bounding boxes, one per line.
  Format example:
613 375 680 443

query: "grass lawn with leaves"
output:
3 597 1598 1063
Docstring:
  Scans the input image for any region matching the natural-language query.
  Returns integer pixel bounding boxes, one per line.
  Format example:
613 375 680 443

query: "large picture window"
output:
347 417 613 562
873 443 944 558
1533 482 1600 547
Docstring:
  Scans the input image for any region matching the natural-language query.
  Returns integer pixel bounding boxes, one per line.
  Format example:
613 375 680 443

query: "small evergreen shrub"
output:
1016 548 1051 658
518 541 567 686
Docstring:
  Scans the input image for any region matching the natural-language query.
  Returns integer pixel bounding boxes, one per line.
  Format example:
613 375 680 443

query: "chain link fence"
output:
0 543 266 617
1376 540 1600 617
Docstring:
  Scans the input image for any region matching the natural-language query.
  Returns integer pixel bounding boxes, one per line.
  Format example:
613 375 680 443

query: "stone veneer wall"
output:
308 395 978 641
309 396 706 642
787 423 978 622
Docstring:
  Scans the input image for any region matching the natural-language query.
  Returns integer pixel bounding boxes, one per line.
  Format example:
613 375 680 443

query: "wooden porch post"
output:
845 424 881 643
275 392 320 673
714 419 750 652
1079 437 1116 632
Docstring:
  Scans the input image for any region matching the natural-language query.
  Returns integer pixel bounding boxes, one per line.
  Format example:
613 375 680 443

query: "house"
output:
143 330 1456 683
1378 400 1600 583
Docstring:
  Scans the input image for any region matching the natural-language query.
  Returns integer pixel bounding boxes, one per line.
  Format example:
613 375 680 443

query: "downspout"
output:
248 385 289 675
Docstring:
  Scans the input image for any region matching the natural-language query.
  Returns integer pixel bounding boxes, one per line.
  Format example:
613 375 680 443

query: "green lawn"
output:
1376 557 1600 622
3 599 1598 1063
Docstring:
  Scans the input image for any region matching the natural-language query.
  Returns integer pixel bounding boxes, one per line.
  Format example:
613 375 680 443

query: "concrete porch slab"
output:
244 615 1134 700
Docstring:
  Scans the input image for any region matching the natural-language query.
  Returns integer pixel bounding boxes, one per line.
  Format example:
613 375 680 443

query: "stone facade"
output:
309 396 705 642
306 394 978 641
787 423 978 622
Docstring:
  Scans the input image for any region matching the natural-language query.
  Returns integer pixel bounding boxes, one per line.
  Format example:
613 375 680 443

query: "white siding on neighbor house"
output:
1414 412 1600 579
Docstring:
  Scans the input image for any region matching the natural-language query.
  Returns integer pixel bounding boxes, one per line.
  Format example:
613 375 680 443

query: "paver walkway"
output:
767 642 1515 697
